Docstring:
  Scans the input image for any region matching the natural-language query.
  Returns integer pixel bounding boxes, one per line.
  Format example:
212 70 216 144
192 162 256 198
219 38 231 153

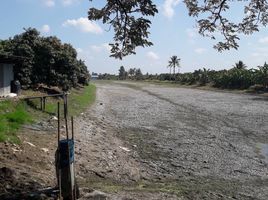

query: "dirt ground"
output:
1 81 268 199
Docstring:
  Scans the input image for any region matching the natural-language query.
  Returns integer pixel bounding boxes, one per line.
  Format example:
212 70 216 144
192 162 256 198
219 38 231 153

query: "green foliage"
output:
118 66 127 80
134 68 143 80
1 28 90 90
88 0 158 59
116 60 268 91
233 60 247 69
0 101 32 143
255 62 268 89
212 68 255 89
98 73 117 80
89 1 268 58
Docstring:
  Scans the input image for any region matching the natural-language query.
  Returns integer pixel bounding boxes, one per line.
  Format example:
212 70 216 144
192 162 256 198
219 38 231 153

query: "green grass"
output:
34 84 96 116
25 84 96 117
68 84 96 116
0 83 96 143
0 101 32 143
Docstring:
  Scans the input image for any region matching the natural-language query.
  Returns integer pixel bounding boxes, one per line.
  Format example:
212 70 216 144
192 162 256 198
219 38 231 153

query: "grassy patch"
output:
68 84 96 116
25 84 96 117
0 84 96 143
0 101 32 143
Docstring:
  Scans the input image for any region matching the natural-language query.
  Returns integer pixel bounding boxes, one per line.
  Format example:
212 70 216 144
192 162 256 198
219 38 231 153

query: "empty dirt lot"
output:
74 81 268 199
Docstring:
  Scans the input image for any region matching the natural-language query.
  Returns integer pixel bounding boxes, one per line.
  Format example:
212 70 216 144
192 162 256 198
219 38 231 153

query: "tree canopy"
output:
0 28 90 90
88 0 268 59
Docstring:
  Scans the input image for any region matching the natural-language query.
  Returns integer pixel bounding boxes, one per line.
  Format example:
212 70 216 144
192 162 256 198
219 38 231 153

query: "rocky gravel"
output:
75 81 268 199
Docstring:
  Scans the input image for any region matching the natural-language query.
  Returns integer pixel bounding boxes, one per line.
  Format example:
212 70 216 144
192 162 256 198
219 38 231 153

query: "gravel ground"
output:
1 80 268 200
75 81 268 200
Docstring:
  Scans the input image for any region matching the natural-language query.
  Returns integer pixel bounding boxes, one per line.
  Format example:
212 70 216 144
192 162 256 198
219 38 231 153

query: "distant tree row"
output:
118 66 143 80
155 61 268 91
0 28 90 90
98 60 268 92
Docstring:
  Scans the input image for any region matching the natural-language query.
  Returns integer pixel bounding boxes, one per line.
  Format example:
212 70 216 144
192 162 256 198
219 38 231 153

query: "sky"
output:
1 0 268 75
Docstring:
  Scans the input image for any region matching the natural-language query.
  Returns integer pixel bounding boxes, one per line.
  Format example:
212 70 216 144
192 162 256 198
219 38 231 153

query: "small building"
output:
0 54 21 96
91 72 99 80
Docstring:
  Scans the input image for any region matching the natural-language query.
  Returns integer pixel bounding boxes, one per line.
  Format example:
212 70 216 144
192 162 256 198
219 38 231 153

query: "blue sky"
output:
1 0 268 74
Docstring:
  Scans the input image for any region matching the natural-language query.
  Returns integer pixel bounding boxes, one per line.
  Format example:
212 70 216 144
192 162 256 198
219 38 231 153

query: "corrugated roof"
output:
0 54 26 64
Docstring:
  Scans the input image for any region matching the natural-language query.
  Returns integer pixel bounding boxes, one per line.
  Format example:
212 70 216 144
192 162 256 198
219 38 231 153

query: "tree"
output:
233 60 247 70
128 68 135 79
135 68 143 80
88 0 157 59
167 64 172 79
119 66 127 80
1 28 90 89
256 62 268 89
168 56 180 76
88 0 268 58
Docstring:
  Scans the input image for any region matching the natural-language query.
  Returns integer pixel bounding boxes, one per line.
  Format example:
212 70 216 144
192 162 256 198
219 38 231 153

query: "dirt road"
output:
75 81 268 199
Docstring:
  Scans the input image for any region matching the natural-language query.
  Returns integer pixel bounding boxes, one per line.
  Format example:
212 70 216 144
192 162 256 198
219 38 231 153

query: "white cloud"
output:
62 17 103 34
194 48 207 54
41 24 50 34
76 48 94 61
186 28 198 44
90 45 103 52
162 0 180 19
102 43 112 51
259 36 268 44
61 0 80 6
90 43 111 53
43 0 55 7
76 48 83 53
251 47 268 58
146 51 160 60
186 28 197 39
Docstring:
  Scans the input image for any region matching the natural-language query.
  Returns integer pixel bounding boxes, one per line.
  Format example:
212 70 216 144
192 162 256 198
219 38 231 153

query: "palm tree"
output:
234 60 247 69
168 56 181 76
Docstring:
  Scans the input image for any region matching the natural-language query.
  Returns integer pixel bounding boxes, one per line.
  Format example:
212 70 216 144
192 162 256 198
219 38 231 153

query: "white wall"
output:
0 64 14 96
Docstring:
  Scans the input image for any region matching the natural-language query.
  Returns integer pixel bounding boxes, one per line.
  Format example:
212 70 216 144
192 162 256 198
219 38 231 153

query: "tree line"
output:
157 61 268 91
98 60 268 92
0 28 90 90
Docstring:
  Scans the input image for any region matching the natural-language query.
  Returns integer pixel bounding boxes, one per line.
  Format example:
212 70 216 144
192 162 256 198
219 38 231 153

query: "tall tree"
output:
88 0 268 58
128 68 135 79
168 56 180 76
135 68 143 80
1 28 90 89
119 66 127 80
88 0 157 59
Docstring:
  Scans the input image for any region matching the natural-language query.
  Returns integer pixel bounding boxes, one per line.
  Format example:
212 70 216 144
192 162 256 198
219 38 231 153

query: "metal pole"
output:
57 102 62 199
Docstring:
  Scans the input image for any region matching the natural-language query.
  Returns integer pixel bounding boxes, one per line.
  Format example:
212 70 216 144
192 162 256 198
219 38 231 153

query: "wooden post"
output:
71 116 77 199
71 116 74 140
43 97 46 111
40 97 43 111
